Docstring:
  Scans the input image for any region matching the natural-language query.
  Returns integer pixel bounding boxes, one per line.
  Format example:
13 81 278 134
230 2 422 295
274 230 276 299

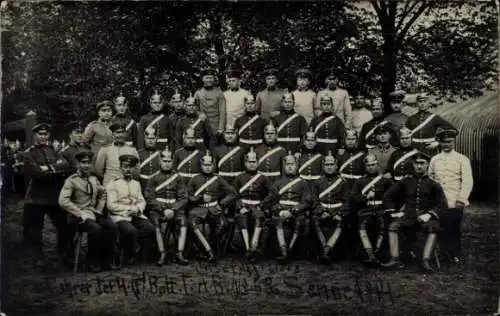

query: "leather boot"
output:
176 252 189 265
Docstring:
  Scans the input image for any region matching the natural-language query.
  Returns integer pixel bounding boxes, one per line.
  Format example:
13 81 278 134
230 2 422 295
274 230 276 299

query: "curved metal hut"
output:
403 92 499 202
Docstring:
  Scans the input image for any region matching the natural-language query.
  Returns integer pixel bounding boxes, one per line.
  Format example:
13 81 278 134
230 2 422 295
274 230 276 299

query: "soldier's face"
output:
265 75 277 87
145 137 157 149
413 160 428 175
223 130 237 144
245 160 258 172
284 160 298 175
297 77 309 89
325 77 338 88
35 131 50 145
201 161 214 174
391 101 402 111
304 137 316 150
113 130 126 144
227 77 240 90
203 75 215 87
264 130 277 143
320 99 333 112
78 159 92 175
115 103 128 115
282 97 294 111
171 99 184 111
245 100 256 112
418 100 430 111
186 103 196 114
371 104 383 118
323 161 337 175
160 158 174 171
150 98 164 112
120 164 134 178
184 134 195 147
98 107 113 120
400 135 411 147
70 130 83 144
365 161 378 174
440 138 455 152
355 96 365 108
345 135 357 148
377 131 390 143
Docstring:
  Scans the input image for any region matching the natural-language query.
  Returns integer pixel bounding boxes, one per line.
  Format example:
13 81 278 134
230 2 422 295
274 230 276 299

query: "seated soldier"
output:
233 147 276 261
271 152 313 263
235 94 267 150
144 148 189 266
255 121 287 183
106 154 155 265
272 93 308 154
312 151 350 264
213 124 245 185
382 152 447 272
138 128 161 189
186 151 237 262
337 129 365 191
350 154 394 265
58 149 119 272
174 128 204 184
386 127 419 181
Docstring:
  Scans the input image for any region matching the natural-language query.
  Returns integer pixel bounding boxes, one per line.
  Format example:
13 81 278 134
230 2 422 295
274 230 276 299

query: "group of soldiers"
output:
20 67 473 273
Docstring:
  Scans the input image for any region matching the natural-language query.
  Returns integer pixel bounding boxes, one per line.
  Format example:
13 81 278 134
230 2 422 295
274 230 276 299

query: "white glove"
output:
391 211 405 218
270 111 281 117
333 214 342 222
321 212 331 219
163 209 174 220
240 207 249 215
279 210 292 219
418 213 431 223
80 213 90 223
365 191 375 199
426 141 439 149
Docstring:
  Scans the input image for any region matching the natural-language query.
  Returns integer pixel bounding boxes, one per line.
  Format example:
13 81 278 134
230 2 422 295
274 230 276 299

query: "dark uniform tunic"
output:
111 114 139 148
82 120 113 158
138 148 161 189
313 175 350 226
386 147 419 181
213 144 245 185
309 113 346 155
169 110 186 150
138 111 175 150
298 149 323 182
60 143 91 173
358 118 398 150
235 112 268 150
271 110 308 154
405 111 454 156
174 147 204 183
271 175 313 227
337 149 365 190
255 144 287 183
187 174 236 221
385 112 408 132
175 113 213 151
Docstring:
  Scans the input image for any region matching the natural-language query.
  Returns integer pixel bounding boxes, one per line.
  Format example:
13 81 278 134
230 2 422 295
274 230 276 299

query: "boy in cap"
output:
235 94 268 150
386 127 419 181
292 68 316 124
95 122 139 186
82 101 114 157
111 92 138 147
138 91 175 151
61 121 90 173
106 154 155 265
256 68 286 120
224 69 249 127
175 93 213 151
58 149 119 272
255 121 287 183
429 128 473 264
382 152 447 271
337 129 365 191
213 124 245 184
186 151 237 262
23 123 72 268
309 95 346 156
385 90 408 131
137 128 161 189
368 124 397 174
144 148 189 265
233 147 276 261
174 128 205 183
272 92 308 154
316 70 352 129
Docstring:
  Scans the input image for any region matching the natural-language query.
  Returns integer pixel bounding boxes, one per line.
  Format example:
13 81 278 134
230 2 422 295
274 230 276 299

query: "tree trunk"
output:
382 34 397 116
212 6 227 90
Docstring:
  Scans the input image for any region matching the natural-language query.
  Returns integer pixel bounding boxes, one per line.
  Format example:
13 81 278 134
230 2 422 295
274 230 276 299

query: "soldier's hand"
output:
203 194 212 203
426 141 439 149
199 112 207 121
366 190 375 199
163 209 175 220
333 214 342 222
383 173 392 179
337 148 345 156
216 204 223 212
418 213 431 223
455 201 466 209
321 212 331 219
240 207 249 215
270 111 280 117
279 210 292 219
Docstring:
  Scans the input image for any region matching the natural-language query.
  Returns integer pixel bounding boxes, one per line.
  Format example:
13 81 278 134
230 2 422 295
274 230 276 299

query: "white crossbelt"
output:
394 175 404 181
412 137 435 143
320 202 343 209
277 137 301 142
341 173 362 180
156 198 176 204
219 171 244 177
259 171 280 177
300 174 321 180
140 171 159 179
367 200 383 206
240 138 262 145
316 138 338 143
242 199 261 205
279 200 299 206
178 172 199 178
201 201 218 207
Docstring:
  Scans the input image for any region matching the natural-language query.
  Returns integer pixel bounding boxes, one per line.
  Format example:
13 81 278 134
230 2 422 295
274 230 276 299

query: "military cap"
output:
304 127 316 141
119 154 139 166
244 94 256 103
399 127 412 138
226 69 243 79
412 152 430 162
363 154 378 165
115 92 126 105
32 123 51 133
322 69 338 81
323 150 336 164
283 151 297 164
65 121 85 133
160 147 173 160
96 100 114 111
416 93 429 102
282 92 294 101
185 93 196 105
295 68 312 79
264 120 277 133
201 68 217 77
109 122 127 133
435 127 458 140
345 129 358 139
200 150 214 164
245 147 258 162
263 68 279 77
389 90 405 103
319 95 334 103
374 124 391 134
74 149 93 162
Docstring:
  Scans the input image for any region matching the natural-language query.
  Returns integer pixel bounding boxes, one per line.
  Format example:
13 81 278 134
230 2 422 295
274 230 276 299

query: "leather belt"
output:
178 172 200 178
367 200 383 206
320 202 343 209
300 174 321 180
412 137 435 143
341 173 362 180
156 198 176 204
219 171 244 177
201 201 218 207
278 137 301 142
259 171 280 177
279 200 299 206
316 138 338 143
240 138 263 145
242 199 260 205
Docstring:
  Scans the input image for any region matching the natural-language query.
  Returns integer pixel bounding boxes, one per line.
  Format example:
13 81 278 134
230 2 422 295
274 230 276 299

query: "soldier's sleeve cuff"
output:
428 210 439 220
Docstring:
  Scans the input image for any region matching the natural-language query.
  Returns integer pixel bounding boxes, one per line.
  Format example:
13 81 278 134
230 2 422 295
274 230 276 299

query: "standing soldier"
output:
337 129 365 191
312 152 350 263
350 154 394 265
235 94 268 151
298 130 323 182
270 153 313 263
351 94 373 136
213 124 245 185
82 101 114 158
233 147 276 260
256 68 286 121
358 99 398 150
429 128 473 264
382 152 448 271
174 128 205 183
272 93 308 154
175 94 213 151
60 121 89 173
385 90 408 131
111 92 138 147
106 154 155 265
144 148 189 266
224 69 249 128
95 122 140 186
368 125 398 174
58 149 119 272
194 68 227 144
169 91 187 150
23 123 72 269
292 68 316 125
386 127 419 181
255 122 287 183
309 96 346 156
137 129 162 189
316 71 352 129
405 94 455 156
186 151 237 262
138 91 175 151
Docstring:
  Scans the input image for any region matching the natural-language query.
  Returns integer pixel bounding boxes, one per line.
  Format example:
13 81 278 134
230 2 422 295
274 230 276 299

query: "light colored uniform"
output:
94 144 139 186
106 177 147 223
292 89 316 125
224 88 249 127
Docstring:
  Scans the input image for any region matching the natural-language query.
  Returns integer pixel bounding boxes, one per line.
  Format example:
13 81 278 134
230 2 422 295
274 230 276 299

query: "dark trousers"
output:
116 217 155 261
439 207 464 257
23 203 67 260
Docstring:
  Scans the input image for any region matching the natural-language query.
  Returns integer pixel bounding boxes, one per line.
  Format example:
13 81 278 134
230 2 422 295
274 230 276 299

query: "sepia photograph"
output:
0 1 498 315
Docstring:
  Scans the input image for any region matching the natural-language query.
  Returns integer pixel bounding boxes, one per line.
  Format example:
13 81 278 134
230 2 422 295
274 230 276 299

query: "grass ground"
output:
3 196 498 316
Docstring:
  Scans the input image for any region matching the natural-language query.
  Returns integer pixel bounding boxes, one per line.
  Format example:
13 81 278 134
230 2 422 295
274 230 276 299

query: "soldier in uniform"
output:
270 153 313 263
137 129 162 189
292 68 316 125
256 68 286 121
186 151 237 262
233 147 276 260
385 90 408 131
144 148 189 266
95 122 139 186
58 150 119 272
138 91 175 151
272 93 308 154
175 93 213 151
386 127 420 181
405 94 454 156
168 91 187 150
255 122 287 183
82 101 114 157
224 69 249 128
174 128 205 183
298 130 323 182
382 153 448 272
60 121 90 173
316 71 352 129
309 96 346 156
350 154 394 265
235 94 268 151
368 125 398 174
23 123 72 268
312 152 350 263
213 124 245 185
111 92 139 147
337 129 365 191
106 154 155 265
358 100 398 150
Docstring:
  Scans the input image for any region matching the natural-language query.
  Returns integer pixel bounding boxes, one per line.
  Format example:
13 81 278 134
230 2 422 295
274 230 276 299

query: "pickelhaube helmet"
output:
283 150 297 164
115 91 126 105
185 93 196 105
282 92 294 102
201 150 214 164
323 150 336 164
244 93 256 103
225 123 237 133
145 127 157 138
363 154 378 165
150 90 162 101
245 147 258 162
264 120 276 133
400 127 412 138
345 129 358 139
304 127 316 141
160 147 173 160
170 89 182 102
